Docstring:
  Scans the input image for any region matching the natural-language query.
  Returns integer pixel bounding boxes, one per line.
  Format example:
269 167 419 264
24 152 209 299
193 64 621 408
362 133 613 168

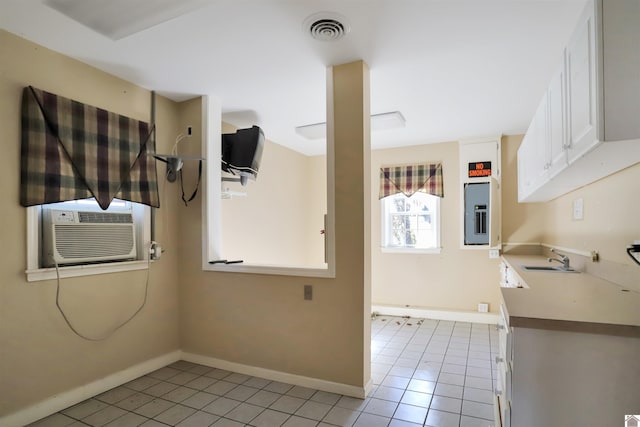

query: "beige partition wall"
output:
177 60 372 395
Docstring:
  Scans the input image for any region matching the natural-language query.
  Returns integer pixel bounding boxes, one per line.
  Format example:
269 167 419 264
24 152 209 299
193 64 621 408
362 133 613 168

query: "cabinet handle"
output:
496 356 504 364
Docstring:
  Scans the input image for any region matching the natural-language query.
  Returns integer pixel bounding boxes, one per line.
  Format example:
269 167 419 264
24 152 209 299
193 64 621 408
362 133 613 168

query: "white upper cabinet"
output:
518 0 640 202
517 129 534 201
547 66 568 176
566 4 598 163
517 65 567 202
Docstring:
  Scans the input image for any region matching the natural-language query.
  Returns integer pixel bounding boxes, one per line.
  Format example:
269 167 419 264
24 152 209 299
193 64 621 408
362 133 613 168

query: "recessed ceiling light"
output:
303 12 350 42
295 111 406 140
43 0 213 40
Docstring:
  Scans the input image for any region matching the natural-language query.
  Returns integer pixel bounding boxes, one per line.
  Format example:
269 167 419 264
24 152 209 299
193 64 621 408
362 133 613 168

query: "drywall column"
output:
328 60 372 391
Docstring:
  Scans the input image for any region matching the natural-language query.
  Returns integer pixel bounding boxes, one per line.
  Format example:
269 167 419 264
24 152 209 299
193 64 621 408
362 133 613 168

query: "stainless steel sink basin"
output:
522 265 578 273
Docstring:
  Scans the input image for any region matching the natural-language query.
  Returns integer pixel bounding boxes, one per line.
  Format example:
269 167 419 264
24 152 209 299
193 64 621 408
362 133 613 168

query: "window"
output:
46 198 131 211
382 192 440 252
26 198 150 281
202 96 335 278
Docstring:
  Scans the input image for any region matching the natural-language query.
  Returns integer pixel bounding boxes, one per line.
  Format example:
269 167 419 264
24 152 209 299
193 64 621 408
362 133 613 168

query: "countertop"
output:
500 254 640 337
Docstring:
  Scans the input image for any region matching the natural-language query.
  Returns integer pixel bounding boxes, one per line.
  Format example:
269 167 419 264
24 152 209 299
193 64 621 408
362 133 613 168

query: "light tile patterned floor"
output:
28 316 498 426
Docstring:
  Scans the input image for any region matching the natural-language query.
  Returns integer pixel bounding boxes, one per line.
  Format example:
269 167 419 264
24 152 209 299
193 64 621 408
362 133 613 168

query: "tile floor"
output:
29 316 498 427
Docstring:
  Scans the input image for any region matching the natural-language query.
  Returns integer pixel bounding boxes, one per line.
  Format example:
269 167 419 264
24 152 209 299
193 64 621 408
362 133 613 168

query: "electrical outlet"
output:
478 303 489 313
304 285 313 301
489 249 500 259
150 242 162 260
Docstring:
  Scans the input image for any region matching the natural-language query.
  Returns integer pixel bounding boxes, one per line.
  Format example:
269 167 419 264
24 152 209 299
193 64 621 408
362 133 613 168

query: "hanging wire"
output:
171 133 186 156
53 250 151 341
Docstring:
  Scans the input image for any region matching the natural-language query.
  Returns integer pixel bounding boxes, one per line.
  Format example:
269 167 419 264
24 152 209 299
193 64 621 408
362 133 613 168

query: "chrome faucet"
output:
548 248 571 270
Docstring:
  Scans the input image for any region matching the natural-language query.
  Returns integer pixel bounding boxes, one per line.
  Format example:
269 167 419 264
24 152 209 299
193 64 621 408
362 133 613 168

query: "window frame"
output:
25 200 151 282
380 192 441 254
200 96 336 278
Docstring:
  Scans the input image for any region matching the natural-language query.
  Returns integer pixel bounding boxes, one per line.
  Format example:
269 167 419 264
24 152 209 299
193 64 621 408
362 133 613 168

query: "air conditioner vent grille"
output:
78 211 133 224
54 224 135 259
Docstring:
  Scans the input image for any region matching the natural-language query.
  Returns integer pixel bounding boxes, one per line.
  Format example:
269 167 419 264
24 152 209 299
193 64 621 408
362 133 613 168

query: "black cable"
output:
180 159 202 206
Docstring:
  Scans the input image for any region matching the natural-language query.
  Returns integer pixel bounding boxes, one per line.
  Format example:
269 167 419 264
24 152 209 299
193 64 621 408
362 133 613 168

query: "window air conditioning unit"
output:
42 208 137 267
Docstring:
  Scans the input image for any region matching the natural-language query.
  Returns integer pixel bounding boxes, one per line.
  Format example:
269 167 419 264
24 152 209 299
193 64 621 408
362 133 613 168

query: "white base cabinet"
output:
506 327 640 427
496 306 640 426
495 304 512 427
519 0 640 202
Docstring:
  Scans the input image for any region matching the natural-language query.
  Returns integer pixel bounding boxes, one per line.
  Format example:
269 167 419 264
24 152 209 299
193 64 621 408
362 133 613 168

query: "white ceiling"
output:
0 0 586 156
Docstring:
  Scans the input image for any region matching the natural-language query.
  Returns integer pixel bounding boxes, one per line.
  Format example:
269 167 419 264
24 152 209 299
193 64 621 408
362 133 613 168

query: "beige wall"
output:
218 123 325 267
367 132 639 312
501 134 547 245
539 162 640 265
306 154 329 265
0 31 181 416
501 133 640 269
176 62 371 389
370 142 502 313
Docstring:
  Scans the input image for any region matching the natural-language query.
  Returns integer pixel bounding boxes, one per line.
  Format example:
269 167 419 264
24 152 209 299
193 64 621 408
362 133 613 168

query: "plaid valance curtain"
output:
20 86 159 210
379 163 444 199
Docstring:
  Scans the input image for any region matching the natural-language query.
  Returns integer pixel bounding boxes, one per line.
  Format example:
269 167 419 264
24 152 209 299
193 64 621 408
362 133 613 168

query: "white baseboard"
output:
372 304 500 324
182 352 367 399
363 378 374 398
0 350 182 427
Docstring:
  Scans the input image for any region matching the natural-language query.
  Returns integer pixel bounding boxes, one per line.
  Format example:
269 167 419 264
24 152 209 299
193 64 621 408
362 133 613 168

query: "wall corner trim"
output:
182 352 367 399
0 350 182 427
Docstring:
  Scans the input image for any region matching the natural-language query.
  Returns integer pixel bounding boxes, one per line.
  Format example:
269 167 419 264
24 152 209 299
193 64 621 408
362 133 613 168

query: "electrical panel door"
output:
464 183 490 245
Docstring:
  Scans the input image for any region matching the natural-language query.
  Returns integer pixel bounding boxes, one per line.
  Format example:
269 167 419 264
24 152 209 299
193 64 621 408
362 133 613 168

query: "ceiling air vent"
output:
304 12 350 42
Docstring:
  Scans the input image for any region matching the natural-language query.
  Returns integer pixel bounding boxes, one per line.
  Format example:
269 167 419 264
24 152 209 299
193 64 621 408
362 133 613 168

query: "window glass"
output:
382 192 440 250
46 198 132 212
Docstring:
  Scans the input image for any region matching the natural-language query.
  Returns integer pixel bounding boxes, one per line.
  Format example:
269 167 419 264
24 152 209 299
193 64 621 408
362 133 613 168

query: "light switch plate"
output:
573 198 584 220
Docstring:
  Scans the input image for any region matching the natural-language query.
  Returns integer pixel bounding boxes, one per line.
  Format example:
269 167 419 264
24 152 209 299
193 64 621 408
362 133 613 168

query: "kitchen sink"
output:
522 265 578 272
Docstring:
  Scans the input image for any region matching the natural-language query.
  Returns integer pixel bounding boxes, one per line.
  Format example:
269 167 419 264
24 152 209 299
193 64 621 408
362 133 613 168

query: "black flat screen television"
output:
221 126 264 185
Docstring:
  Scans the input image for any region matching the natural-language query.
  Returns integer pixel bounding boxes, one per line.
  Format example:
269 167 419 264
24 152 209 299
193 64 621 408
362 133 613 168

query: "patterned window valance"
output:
20 86 159 210
379 163 444 199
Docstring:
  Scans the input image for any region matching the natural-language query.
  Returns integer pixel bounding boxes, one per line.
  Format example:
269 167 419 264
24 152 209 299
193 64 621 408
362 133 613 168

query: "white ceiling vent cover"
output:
304 12 350 42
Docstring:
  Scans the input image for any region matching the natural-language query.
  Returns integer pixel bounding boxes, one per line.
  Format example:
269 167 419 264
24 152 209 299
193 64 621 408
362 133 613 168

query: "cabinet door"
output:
547 65 568 177
517 131 534 201
489 178 500 247
531 98 549 188
518 99 549 202
566 0 598 163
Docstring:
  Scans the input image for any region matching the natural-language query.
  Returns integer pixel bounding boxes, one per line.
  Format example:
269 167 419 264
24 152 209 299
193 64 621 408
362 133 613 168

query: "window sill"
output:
26 260 149 282
203 262 335 278
381 247 442 255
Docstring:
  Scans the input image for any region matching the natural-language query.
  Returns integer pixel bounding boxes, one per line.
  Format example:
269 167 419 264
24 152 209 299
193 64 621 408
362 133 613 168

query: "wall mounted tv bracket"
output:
153 154 202 182
153 154 204 206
